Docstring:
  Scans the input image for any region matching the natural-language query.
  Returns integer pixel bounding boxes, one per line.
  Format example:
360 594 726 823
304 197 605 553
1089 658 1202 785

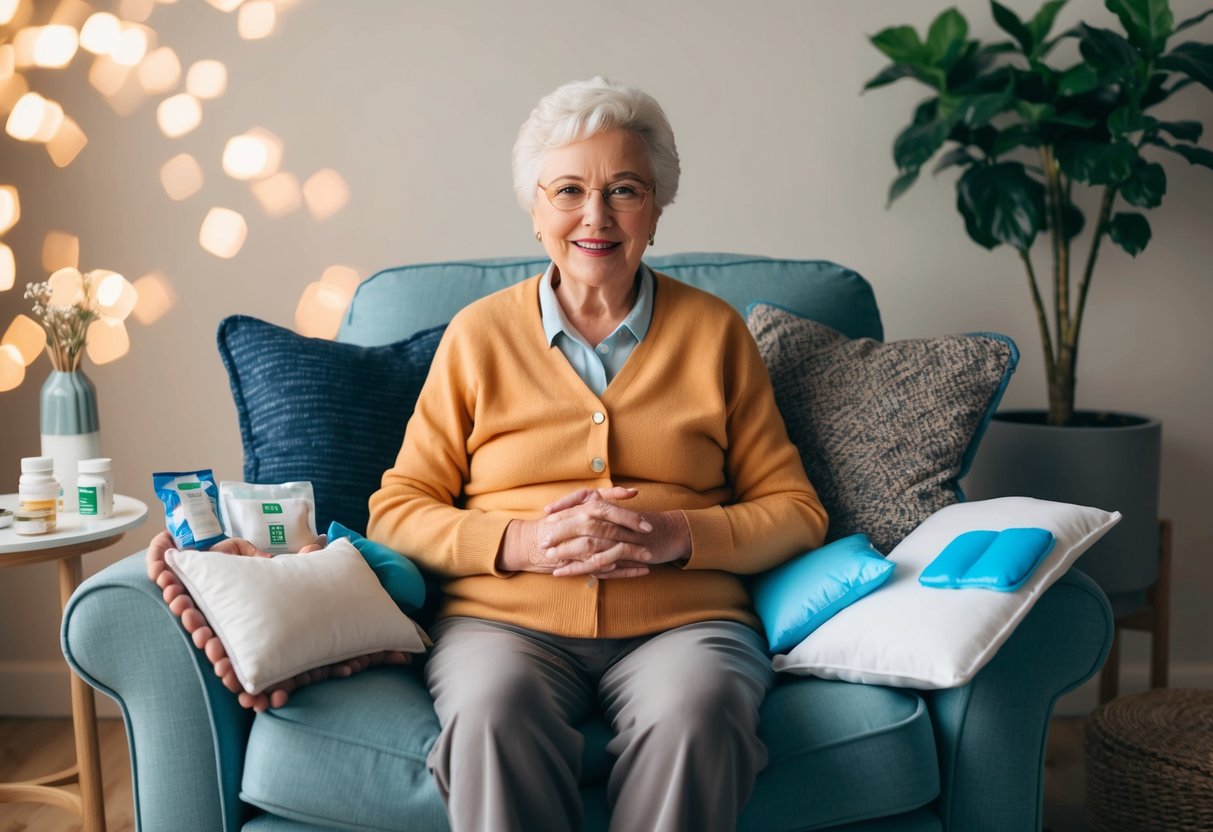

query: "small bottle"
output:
78 458 114 518
18 456 60 534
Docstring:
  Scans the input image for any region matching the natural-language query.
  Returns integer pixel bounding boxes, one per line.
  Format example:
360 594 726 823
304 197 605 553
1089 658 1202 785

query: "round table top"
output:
0 493 149 557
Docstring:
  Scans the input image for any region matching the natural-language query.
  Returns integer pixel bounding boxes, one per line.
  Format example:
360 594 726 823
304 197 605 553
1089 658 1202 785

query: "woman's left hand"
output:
539 487 691 578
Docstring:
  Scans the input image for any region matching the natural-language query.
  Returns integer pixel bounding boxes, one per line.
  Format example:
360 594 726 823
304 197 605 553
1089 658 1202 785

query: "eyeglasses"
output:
536 179 655 212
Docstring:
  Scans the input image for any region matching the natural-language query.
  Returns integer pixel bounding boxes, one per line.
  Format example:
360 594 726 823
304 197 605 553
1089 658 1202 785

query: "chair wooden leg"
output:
1100 627 1121 705
1149 518 1172 691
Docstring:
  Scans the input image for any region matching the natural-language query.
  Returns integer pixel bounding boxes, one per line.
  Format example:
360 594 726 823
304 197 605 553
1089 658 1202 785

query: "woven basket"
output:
1085 688 1213 832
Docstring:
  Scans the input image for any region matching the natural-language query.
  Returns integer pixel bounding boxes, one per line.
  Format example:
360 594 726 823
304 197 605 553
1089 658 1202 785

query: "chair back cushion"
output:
339 252 883 345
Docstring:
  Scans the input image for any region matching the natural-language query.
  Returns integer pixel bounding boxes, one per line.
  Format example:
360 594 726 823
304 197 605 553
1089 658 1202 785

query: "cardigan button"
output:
592 411 605 425
590 457 606 473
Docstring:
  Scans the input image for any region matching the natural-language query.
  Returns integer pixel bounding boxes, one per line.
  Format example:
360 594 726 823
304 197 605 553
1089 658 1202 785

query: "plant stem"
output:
1072 185 1117 371
1019 247 1057 383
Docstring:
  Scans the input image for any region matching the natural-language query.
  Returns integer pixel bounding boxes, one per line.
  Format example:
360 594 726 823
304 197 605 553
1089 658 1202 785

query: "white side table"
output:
0 494 148 832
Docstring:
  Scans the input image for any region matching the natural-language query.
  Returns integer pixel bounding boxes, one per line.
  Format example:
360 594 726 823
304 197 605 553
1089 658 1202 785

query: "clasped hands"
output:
499 486 691 579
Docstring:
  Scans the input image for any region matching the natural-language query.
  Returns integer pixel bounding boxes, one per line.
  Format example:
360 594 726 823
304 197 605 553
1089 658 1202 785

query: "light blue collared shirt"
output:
538 262 654 396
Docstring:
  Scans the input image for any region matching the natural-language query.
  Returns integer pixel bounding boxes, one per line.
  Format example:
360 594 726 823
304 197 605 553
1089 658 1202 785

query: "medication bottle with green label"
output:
78 458 114 518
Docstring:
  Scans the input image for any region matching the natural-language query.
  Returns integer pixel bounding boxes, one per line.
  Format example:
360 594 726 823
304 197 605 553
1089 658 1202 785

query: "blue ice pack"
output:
919 527 1056 592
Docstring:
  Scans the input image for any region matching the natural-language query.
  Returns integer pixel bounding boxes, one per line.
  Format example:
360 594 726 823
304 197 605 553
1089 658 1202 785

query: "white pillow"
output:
165 538 428 694
773 497 1120 689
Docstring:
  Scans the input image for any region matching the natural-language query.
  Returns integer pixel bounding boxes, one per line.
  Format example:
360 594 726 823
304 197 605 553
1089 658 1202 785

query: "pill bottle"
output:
18 456 60 534
78 458 114 518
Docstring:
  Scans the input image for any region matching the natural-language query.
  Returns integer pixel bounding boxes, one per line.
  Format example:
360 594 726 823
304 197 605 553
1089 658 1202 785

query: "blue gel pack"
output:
919 527 1056 592
326 521 426 614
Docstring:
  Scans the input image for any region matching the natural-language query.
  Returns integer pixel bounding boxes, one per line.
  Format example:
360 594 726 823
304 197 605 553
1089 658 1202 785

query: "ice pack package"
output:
153 469 228 550
219 480 317 554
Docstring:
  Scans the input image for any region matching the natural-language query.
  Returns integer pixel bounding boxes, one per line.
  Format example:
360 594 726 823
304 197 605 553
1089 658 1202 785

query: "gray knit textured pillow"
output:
746 303 1017 554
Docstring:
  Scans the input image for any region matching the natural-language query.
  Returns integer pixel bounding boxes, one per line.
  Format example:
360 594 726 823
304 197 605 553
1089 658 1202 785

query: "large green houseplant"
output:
866 0 1212 427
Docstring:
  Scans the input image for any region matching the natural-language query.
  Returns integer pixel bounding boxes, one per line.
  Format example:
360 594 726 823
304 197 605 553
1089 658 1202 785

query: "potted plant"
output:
864 0 1212 612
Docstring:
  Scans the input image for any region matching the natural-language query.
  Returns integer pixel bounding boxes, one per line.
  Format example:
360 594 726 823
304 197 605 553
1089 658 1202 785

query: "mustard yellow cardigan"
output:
367 271 827 638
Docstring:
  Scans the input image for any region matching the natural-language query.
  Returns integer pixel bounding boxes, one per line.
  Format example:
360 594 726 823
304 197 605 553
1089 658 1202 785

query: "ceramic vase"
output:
40 369 102 513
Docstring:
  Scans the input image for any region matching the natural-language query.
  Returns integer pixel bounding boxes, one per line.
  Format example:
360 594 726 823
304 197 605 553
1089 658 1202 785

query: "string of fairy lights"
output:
1 0 362 393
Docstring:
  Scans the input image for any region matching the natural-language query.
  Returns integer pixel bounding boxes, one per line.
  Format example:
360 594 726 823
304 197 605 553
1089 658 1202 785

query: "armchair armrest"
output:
61 552 254 832
924 569 1113 832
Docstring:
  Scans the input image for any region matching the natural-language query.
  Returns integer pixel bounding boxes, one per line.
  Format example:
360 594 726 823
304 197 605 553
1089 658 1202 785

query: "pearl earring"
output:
649 233 655 246
535 231 542 242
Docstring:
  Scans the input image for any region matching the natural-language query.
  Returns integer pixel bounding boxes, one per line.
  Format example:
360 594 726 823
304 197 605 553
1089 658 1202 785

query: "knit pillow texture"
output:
745 303 1018 555
217 316 446 535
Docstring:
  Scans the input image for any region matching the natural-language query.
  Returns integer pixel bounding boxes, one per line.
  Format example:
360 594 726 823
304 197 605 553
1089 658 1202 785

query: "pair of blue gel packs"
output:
919 527 1055 592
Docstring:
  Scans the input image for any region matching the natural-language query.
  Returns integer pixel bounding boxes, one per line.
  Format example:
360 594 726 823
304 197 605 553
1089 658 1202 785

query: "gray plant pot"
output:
961 410 1162 617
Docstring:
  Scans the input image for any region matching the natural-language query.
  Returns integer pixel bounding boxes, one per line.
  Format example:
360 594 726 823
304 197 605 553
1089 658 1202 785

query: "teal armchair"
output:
62 254 1113 831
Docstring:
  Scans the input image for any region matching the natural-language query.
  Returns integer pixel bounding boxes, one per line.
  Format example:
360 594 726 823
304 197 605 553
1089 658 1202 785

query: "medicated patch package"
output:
153 469 228 550
219 480 317 554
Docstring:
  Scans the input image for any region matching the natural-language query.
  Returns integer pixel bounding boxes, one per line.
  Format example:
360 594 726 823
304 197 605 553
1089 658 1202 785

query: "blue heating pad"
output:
919 527 1056 592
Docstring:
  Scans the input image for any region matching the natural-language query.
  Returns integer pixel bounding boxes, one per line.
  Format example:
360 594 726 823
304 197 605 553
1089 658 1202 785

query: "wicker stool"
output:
1085 688 1213 831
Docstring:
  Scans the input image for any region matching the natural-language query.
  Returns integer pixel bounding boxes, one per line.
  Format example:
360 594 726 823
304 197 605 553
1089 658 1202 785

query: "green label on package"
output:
269 524 286 545
79 486 99 515
262 502 283 514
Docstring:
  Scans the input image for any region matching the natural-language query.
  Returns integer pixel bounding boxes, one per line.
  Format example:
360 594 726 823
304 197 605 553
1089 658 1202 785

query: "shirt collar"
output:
539 262 654 347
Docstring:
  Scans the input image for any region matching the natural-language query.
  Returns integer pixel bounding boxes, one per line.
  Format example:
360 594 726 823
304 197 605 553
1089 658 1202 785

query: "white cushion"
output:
773 497 1120 689
165 538 428 694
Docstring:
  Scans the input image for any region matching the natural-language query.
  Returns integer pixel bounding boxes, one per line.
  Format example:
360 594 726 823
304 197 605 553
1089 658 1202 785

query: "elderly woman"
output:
366 77 828 832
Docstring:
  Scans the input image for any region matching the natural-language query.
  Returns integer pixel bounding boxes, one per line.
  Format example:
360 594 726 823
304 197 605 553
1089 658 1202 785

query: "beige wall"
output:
2 0 1210 716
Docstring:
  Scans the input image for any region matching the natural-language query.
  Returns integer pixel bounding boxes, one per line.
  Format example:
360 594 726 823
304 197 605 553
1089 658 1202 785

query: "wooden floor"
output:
0 716 1088 832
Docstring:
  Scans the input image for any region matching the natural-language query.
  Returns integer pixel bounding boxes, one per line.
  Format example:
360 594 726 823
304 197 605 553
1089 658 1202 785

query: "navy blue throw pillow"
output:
217 316 446 535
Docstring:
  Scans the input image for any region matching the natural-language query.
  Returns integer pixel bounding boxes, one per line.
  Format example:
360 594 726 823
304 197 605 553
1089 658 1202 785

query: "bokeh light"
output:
119 0 156 24
0 0 19 26
0 73 31 116
2 314 47 365
88 54 133 98
160 152 204 200
199 207 247 258
222 127 282 180
0 185 19 235
96 272 138 321
47 267 85 306
132 270 177 324
157 92 201 137
321 265 360 298
46 114 87 166
49 0 92 29
42 230 79 272
294 280 352 340
12 26 38 69
302 169 350 221
80 13 121 54
33 24 78 68
186 59 227 99
205 0 245 11
112 24 151 67
138 46 181 94
237 1 276 39
86 317 130 364
0 242 14 291
0 344 25 392
6 92 63 142
250 171 301 217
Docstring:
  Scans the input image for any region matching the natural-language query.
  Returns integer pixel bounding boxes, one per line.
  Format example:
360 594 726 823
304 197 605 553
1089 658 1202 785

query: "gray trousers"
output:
424 616 774 832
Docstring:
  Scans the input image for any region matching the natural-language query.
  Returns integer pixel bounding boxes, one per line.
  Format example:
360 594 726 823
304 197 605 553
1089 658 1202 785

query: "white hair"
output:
512 76 680 212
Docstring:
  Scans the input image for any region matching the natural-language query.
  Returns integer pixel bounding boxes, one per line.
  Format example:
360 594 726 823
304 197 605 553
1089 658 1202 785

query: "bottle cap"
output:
21 456 54 474
79 458 113 473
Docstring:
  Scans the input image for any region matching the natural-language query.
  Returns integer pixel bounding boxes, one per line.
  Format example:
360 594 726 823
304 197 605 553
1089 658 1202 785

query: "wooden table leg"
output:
58 555 108 832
